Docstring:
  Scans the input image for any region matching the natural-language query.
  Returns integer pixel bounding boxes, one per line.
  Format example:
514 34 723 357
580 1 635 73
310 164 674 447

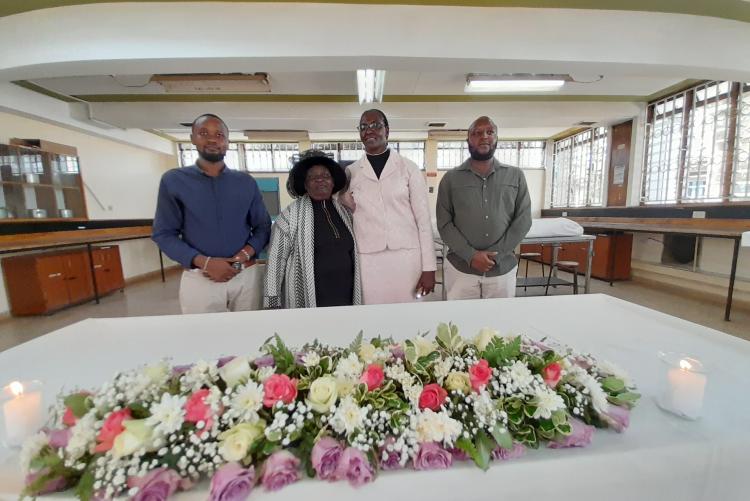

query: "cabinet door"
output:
35 256 70 310
104 246 125 291
61 251 94 303
91 248 110 294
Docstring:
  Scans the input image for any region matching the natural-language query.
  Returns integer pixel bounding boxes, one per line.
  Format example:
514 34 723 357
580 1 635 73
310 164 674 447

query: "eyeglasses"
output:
357 122 385 132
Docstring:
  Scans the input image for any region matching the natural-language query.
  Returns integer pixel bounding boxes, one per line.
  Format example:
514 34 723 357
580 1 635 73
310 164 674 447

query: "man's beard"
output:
198 150 225 163
468 142 497 162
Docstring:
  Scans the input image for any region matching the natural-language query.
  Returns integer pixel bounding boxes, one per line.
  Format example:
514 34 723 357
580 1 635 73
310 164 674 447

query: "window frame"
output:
549 127 609 209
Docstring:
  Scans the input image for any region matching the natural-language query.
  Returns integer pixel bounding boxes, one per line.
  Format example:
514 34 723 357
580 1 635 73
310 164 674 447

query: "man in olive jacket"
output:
436 116 532 300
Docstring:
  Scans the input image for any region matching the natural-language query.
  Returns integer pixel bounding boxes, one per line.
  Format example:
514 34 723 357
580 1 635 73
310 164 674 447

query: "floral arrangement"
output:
21 324 640 500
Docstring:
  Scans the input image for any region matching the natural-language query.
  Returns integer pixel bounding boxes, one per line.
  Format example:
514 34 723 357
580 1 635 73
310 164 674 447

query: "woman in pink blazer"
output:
340 109 437 304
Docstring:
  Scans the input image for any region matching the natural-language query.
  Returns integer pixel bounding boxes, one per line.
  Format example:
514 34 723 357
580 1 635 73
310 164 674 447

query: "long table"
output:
1 295 748 500
571 218 749 321
517 234 596 293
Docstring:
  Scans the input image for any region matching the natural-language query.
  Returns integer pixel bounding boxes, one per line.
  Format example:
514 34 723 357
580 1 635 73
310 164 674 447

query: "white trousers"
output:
444 260 517 300
179 265 263 314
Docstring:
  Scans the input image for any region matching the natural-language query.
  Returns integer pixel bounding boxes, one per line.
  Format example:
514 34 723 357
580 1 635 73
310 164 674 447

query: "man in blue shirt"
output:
152 114 271 313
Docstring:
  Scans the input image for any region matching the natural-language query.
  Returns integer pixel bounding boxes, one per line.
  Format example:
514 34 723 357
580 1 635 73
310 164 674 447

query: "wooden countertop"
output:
569 217 750 238
0 225 152 253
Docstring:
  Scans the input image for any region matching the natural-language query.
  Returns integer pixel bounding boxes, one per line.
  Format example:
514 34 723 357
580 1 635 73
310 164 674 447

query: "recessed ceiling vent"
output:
427 122 447 128
574 121 597 126
152 73 270 94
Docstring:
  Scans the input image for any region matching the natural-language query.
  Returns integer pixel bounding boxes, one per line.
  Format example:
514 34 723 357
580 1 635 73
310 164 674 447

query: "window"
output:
437 140 546 170
550 127 609 208
642 81 750 204
311 141 426 169
177 143 241 170
243 143 299 172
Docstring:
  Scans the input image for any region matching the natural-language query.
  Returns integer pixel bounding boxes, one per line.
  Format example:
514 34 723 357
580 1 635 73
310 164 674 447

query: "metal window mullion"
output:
665 96 678 202
677 91 694 203
721 82 739 200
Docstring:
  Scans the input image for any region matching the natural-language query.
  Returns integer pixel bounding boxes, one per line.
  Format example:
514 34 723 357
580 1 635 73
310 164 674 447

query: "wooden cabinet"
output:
2 245 124 316
91 246 125 295
520 233 633 281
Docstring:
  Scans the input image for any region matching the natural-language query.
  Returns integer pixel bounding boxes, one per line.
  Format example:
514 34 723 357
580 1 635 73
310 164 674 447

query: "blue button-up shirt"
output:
152 165 271 269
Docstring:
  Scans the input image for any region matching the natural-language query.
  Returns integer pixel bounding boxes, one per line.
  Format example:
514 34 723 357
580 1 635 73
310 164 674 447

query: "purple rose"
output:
492 442 526 461
548 417 594 449
379 437 403 470
602 405 630 433
261 450 300 491
172 364 193 375
253 355 276 368
334 447 375 487
209 462 255 501
413 442 452 470
127 468 181 501
294 352 306 365
47 428 71 449
389 345 405 360
25 468 67 494
311 437 343 480
448 447 470 461
217 356 236 368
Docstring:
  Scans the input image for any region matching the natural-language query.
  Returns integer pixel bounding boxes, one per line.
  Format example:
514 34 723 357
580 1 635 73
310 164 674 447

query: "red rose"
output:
469 359 492 392
263 374 299 408
360 364 385 391
541 362 562 388
418 384 448 411
94 408 131 453
62 407 77 427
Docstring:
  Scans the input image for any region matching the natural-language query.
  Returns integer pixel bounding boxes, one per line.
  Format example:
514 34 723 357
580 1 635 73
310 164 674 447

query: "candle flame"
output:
679 359 692 371
9 380 24 397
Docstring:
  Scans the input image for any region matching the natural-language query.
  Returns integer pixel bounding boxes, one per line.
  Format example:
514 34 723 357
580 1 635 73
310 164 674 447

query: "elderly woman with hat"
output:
263 150 361 308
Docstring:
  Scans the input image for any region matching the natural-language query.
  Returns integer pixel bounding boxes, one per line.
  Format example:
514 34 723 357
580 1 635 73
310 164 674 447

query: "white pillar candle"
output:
2 381 44 447
664 358 706 419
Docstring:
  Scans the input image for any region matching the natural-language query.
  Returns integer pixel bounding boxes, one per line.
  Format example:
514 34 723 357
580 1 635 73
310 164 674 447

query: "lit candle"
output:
664 358 707 419
2 380 44 447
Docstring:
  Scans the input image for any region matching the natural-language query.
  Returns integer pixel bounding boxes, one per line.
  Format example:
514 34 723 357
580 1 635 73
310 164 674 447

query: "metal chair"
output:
517 251 545 292
544 260 579 296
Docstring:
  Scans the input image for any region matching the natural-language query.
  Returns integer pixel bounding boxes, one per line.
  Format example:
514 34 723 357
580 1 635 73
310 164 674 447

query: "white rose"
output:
358 343 377 364
142 362 169 385
218 421 266 462
474 328 499 352
112 419 155 458
306 376 339 413
219 356 252 388
413 336 437 358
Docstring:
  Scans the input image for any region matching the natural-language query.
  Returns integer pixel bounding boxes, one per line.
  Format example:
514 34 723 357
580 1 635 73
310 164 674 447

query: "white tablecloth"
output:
1 294 749 500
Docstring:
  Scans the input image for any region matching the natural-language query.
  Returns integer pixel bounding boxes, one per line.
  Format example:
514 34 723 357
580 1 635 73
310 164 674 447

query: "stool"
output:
517 252 545 292
544 260 579 296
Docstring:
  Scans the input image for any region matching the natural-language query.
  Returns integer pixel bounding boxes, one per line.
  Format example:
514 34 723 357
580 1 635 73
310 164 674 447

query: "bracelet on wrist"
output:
241 249 251 261
202 256 211 271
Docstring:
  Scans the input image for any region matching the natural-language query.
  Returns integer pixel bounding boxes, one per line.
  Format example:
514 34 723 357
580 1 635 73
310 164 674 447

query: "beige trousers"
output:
444 259 518 300
179 265 263 313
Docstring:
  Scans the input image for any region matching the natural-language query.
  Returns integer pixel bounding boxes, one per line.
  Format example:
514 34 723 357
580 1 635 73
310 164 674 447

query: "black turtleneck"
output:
311 199 355 307
366 148 391 179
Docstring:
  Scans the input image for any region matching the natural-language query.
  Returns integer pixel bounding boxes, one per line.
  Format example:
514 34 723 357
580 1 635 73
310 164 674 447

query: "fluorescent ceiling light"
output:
151 73 270 94
465 74 569 93
357 69 386 104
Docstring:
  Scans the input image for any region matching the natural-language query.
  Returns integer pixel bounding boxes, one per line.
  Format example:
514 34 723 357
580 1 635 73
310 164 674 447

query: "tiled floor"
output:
0 263 747 353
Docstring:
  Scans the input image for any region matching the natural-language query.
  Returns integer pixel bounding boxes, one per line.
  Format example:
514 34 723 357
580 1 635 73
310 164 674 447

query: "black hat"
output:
287 150 347 198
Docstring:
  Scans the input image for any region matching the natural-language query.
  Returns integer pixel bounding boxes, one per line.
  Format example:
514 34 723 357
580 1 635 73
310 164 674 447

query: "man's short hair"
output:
468 116 498 135
192 113 229 133
361 109 389 128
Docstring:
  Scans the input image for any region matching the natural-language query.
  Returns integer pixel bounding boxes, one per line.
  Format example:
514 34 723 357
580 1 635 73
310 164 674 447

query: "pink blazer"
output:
343 151 437 271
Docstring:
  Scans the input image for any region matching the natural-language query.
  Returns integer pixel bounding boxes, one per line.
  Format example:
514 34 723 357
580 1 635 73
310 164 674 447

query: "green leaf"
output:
436 322 464 353
263 334 295 374
608 391 641 408
416 351 440 368
404 340 417 366
63 393 92 418
473 430 496 471
349 331 363 354
481 336 522 367
601 377 626 393
74 467 95 501
489 423 513 451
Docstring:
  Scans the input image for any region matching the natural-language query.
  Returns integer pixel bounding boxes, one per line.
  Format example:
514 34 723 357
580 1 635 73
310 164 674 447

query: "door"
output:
61 251 94 303
607 120 632 207
35 255 69 310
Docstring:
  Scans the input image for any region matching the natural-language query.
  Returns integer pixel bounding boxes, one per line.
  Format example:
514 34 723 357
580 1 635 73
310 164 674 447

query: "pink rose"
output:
548 417 594 449
184 389 215 431
492 442 526 461
418 384 448 411
127 468 181 501
334 447 375 487
209 462 255 501
48 428 71 449
448 447 470 461
413 442 452 470
541 362 562 388
469 359 492 392
602 405 630 433
94 408 131 453
261 450 300 491
311 437 343 480
379 436 403 470
25 468 67 494
360 364 384 391
62 407 77 427
263 375 298 408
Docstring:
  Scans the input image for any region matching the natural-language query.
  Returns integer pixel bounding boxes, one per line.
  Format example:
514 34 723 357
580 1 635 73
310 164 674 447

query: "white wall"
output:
0 111 177 315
